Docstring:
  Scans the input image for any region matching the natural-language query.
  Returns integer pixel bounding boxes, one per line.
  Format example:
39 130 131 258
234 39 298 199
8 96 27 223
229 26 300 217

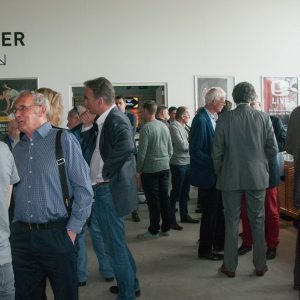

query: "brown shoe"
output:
219 264 235 278
109 285 141 297
256 265 268 276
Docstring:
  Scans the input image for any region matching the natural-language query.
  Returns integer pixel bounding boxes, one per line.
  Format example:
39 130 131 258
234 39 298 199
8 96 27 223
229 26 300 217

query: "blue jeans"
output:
0 262 15 300
93 184 139 300
76 203 114 282
170 164 190 223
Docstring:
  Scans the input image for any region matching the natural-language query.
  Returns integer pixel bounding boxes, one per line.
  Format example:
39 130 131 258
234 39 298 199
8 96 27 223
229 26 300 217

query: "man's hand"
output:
67 229 76 244
80 110 96 128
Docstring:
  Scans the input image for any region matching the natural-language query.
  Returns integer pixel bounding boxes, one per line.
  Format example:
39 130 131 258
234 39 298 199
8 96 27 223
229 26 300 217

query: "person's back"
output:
215 104 276 191
138 119 172 173
213 82 278 278
136 100 173 239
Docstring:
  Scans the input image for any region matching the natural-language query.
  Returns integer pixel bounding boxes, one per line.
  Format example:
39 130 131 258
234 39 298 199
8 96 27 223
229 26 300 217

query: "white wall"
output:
1 0 300 126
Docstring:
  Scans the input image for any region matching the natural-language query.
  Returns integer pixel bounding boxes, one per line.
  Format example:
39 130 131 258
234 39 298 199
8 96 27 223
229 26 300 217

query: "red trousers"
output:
241 187 280 249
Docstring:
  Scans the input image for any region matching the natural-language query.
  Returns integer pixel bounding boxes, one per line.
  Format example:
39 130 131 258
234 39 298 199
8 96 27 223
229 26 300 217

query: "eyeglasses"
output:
12 105 41 113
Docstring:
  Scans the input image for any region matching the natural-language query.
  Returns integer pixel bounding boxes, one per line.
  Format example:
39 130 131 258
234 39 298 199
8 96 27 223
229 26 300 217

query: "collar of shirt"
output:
21 122 52 142
174 120 184 128
96 105 116 127
204 108 218 121
204 108 217 130
8 135 14 144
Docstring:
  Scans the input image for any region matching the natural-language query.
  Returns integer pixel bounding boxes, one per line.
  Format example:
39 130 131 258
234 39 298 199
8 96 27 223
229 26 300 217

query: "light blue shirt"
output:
204 108 217 130
13 122 93 233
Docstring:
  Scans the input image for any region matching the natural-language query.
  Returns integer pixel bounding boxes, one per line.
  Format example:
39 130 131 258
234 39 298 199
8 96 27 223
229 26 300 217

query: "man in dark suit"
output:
213 82 278 277
83 77 140 299
115 95 140 223
286 106 300 290
189 87 226 261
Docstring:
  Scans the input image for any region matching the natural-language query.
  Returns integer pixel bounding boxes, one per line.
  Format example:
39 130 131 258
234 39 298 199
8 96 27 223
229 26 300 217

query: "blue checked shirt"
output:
12 122 93 233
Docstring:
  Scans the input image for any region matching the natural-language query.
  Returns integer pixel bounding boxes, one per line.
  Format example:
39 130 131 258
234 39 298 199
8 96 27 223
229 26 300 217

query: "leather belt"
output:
92 182 109 190
16 219 68 230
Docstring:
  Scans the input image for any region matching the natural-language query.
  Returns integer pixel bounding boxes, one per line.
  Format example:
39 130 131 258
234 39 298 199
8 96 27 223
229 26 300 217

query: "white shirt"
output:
204 108 217 130
89 105 115 185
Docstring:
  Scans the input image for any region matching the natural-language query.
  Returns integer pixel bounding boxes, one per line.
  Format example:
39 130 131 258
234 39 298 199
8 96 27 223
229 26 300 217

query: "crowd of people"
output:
0 77 299 300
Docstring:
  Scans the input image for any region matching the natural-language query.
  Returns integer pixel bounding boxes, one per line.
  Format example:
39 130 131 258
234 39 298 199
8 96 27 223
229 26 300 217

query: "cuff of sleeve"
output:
67 217 84 234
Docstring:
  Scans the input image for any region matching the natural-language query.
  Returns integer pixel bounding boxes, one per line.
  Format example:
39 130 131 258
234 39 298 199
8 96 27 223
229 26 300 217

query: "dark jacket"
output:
269 115 286 187
189 108 216 188
270 115 286 152
78 107 138 217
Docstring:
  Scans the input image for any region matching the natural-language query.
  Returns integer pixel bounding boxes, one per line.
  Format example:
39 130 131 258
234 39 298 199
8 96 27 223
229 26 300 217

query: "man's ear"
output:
40 105 47 116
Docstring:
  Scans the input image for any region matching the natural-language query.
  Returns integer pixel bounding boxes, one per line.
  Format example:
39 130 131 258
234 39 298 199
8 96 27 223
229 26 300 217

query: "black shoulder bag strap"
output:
55 129 72 216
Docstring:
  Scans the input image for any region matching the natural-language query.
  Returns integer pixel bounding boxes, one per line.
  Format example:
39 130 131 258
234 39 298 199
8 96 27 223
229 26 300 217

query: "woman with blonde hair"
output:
36 87 63 127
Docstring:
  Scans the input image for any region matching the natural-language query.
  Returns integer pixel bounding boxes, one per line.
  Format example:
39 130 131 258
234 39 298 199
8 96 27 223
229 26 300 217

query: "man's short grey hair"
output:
16 91 51 118
84 77 115 105
232 82 257 104
205 87 226 105
68 107 80 117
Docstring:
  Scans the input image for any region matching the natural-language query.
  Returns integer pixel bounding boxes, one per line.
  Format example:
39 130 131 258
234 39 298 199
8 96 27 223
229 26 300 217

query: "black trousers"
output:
10 221 78 300
198 187 225 255
141 170 171 234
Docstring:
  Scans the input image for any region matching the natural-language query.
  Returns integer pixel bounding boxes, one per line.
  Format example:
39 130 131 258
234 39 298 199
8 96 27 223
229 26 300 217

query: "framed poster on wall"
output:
194 76 235 112
262 76 298 127
0 78 38 136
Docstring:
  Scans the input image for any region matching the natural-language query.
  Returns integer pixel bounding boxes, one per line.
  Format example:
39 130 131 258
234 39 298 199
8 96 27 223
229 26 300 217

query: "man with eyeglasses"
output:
10 91 93 300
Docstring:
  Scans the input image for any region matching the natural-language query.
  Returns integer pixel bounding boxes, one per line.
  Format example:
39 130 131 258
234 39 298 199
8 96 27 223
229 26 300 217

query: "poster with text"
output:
263 76 298 127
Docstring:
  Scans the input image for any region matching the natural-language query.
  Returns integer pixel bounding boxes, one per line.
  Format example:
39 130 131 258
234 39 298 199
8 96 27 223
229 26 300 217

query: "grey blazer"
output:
100 107 138 217
169 120 190 165
213 104 278 191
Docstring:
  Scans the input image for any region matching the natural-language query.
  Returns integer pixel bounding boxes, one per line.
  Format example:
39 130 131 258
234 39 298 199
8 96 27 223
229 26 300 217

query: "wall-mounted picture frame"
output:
194 76 235 112
262 76 298 127
0 77 38 136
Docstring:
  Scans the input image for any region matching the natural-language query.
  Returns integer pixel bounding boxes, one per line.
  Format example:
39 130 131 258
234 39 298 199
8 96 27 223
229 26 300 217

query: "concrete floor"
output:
48 193 299 300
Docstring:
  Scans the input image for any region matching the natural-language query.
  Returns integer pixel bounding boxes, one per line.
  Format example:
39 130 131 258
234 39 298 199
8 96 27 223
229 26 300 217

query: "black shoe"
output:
105 277 114 282
181 215 200 224
213 246 224 253
238 244 252 255
131 212 141 222
78 281 86 287
266 248 276 260
170 223 183 231
109 285 141 297
198 252 224 261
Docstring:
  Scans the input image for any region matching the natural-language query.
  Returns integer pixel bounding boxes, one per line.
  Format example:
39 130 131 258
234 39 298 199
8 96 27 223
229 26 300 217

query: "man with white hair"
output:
190 87 226 261
11 91 93 300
